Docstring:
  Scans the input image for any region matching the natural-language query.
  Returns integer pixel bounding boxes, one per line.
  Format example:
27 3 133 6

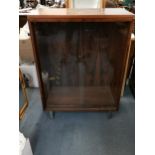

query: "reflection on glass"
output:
34 22 130 108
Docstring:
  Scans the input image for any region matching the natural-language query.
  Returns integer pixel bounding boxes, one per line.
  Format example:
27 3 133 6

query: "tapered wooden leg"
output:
48 111 55 119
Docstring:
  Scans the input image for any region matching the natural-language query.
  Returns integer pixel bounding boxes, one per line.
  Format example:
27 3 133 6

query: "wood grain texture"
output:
27 8 134 22
46 86 114 105
121 34 135 96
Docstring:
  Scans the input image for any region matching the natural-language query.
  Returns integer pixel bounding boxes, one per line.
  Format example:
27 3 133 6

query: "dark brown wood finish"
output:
116 20 134 107
28 21 47 109
19 15 27 29
28 8 134 112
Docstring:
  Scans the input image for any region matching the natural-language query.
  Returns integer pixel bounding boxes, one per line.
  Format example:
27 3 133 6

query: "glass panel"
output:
33 22 130 108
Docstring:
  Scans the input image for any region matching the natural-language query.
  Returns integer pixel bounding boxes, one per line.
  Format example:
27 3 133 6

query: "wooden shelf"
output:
46 87 117 111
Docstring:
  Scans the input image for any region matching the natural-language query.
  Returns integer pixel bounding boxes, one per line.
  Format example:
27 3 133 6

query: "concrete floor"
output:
19 87 135 155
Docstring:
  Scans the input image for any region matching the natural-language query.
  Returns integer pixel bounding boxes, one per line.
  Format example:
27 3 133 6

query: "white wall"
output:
73 0 99 8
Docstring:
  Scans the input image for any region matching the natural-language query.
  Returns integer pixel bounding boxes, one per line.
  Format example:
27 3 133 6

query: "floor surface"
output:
19 87 135 155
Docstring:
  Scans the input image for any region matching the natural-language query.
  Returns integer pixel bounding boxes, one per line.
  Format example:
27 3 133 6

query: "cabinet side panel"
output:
110 21 134 108
28 21 47 109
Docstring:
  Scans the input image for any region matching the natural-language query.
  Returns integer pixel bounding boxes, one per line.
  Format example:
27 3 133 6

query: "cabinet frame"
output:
28 8 134 111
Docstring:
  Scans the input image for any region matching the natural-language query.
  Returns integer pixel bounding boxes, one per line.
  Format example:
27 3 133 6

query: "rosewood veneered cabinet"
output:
28 8 134 112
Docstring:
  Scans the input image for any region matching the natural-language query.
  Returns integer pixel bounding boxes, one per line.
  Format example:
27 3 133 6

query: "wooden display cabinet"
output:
28 8 134 112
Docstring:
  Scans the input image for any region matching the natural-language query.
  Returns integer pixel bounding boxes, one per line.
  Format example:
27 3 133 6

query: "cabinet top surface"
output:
26 8 134 21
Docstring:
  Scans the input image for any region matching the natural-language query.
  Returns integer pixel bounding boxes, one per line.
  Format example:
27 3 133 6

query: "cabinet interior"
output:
32 21 130 111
